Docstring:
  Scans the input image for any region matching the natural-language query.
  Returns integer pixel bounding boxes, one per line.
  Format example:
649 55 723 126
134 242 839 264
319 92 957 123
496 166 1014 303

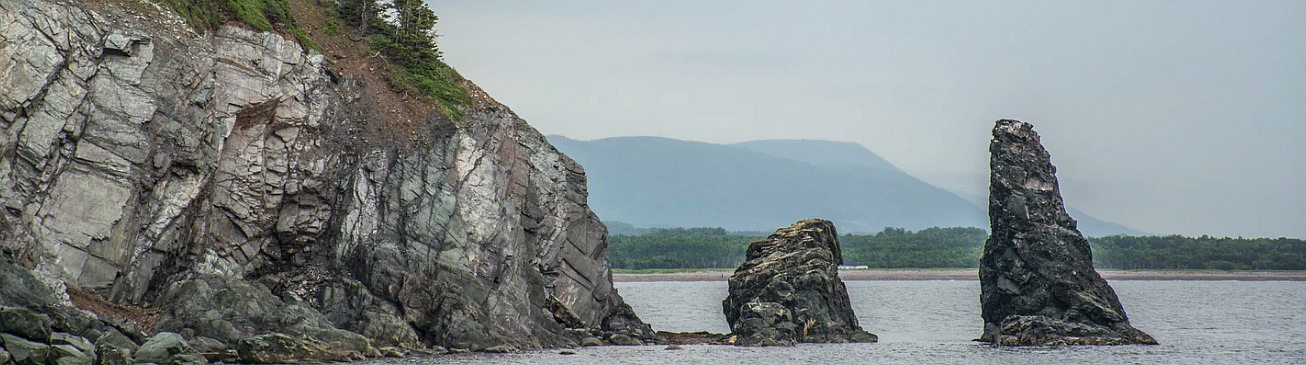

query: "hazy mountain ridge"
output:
551 135 1140 236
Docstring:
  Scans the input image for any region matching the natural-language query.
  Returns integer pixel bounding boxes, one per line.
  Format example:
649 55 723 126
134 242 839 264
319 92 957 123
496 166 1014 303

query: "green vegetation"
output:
610 228 759 270
609 226 1306 271
157 0 466 114
158 0 221 30
159 0 317 49
1093 235 1306 270
842 227 987 268
337 0 471 118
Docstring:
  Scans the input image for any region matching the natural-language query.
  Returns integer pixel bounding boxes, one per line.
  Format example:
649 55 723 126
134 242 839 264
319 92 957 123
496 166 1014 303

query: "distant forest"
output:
608 226 1306 271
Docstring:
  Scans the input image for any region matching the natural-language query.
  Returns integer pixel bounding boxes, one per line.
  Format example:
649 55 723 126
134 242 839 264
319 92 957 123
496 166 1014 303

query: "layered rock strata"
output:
722 219 876 346
980 119 1156 345
0 0 651 361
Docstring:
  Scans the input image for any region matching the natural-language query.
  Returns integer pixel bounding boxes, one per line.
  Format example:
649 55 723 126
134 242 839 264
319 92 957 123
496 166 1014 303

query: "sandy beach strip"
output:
613 269 1306 282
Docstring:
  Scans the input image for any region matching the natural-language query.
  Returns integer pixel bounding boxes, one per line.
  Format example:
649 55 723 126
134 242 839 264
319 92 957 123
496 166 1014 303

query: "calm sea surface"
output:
382 280 1306 364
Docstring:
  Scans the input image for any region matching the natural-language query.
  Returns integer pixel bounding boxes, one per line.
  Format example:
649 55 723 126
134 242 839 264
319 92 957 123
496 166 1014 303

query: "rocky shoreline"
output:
614 269 1306 282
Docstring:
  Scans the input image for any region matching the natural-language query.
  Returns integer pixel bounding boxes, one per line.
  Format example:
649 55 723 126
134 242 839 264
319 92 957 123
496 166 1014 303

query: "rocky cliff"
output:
722 219 876 346
979 119 1155 345
0 0 650 361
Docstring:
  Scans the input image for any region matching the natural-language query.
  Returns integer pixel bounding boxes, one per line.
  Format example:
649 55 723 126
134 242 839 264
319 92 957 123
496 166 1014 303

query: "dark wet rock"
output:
153 276 375 361
480 345 516 353
93 344 130 365
722 219 877 346
411 346 447 356
607 334 642 346
656 331 731 345
378 347 404 358
187 337 226 354
559 349 577 355
0 307 52 342
980 119 1157 346
235 334 352 364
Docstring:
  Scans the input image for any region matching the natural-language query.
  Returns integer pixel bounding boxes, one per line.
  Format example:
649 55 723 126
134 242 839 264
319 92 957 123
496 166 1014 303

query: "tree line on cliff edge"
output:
608 226 1306 271
160 0 470 117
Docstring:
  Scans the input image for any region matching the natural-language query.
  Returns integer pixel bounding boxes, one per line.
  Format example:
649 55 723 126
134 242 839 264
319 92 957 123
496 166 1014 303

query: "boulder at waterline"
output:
722 219 877 346
979 119 1156 345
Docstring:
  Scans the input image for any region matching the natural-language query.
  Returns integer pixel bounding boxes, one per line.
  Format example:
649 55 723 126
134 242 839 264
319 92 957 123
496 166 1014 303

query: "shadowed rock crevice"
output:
722 219 876 346
979 119 1156 346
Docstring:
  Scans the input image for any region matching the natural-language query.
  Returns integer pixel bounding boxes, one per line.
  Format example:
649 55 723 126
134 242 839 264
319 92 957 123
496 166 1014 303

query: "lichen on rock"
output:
722 219 877 346
979 119 1156 346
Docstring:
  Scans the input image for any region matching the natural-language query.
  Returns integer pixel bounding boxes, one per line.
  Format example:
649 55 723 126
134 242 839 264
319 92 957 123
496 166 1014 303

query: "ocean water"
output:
382 280 1306 364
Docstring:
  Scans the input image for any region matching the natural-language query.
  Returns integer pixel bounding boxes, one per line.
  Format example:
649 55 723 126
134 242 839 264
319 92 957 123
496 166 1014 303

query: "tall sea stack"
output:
980 119 1156 345
723 219 877 346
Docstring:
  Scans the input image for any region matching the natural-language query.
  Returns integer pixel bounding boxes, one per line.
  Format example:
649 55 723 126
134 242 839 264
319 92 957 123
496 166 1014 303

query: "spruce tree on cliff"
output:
980 119 1156 345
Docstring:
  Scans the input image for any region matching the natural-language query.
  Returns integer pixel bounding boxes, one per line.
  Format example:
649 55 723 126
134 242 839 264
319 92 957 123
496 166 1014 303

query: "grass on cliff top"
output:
160 0 469 120
159 0 319 50
372 35 471 120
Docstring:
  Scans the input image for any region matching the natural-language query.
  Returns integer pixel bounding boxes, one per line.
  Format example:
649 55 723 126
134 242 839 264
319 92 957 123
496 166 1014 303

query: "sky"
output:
430 0 1306 238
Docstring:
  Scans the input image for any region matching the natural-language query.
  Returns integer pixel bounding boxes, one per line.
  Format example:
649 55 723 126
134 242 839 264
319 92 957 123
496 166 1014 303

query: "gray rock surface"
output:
980 119 1156 345
234 334 352 364
0 333 49 365
132 332 191 364
0 0 650 359
93 344 130 365
0 260 144 365
722 219 877 346
0 308 51 342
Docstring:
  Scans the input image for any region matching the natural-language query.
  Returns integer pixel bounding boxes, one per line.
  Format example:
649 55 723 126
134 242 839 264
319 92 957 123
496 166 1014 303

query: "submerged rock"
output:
722 219 877 346
980 119 1156 345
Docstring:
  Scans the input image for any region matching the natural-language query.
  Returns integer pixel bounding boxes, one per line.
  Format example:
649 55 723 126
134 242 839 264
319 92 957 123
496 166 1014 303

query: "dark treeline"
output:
608 226 1306 270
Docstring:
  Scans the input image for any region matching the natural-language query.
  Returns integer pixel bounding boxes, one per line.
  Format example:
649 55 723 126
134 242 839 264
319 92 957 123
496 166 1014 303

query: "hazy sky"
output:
431 0 1305 238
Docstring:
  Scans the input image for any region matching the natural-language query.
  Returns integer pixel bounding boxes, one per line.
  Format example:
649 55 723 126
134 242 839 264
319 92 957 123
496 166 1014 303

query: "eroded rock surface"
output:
0 0 651 361
722 219 876 346
980 119 1156 345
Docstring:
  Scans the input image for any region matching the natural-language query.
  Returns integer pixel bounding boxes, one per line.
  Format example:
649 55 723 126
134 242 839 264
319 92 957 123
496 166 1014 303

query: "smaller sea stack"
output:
980 119 1156 345
722 219 877 346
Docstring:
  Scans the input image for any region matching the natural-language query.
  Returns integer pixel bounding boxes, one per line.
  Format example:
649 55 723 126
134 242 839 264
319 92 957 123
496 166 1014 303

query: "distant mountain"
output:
550 136 1139 236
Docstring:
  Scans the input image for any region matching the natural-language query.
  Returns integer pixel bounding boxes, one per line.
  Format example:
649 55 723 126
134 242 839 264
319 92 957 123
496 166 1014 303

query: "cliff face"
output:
979 119 1154 345
0 0 649 357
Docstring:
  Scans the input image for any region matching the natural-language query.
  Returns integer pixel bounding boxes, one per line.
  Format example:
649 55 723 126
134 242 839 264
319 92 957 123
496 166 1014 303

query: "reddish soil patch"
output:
67 286 162 330
288 0 441 142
